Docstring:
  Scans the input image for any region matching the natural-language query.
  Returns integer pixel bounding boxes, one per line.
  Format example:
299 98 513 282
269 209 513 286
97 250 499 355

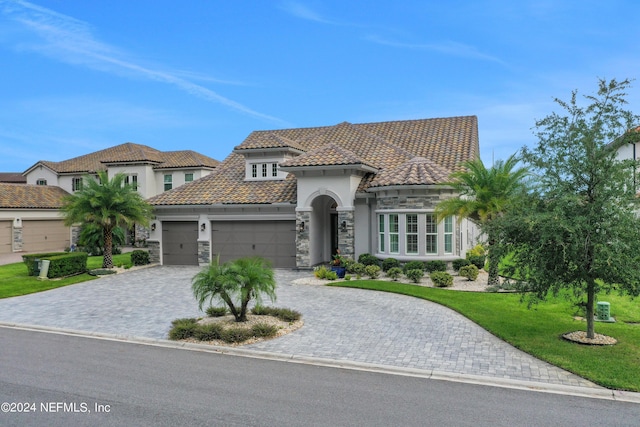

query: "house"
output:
0 142 219 254
148 116 482 268
0 173 26 184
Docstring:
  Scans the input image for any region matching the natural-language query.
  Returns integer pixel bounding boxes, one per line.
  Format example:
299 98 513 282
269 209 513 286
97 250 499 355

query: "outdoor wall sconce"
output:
298 221 305 233
201 223 206 232
341 220 347 232
151 223 156 231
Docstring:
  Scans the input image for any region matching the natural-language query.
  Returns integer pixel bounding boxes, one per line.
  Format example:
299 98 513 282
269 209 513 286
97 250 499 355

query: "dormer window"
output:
246 162 284 181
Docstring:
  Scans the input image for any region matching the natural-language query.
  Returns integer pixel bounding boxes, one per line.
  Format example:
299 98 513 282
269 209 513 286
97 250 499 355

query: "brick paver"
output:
0 266 598 388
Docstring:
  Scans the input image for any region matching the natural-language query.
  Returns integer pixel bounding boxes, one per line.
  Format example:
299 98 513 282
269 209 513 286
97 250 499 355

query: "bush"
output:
168 318 198 340
206 306 228 317
452 258 471 271
325 270 338 280
405 269 424 283
382 258 400 272
358 253 381 267
387 267 403 280
251 323 278 338
314 265 329 279
364 264 381 279
425 260 447 273
251 306 301 322
344 274 351 281
131 250 150 266
430 271 453 287
467 244 486 257
45 252 88 278
193 323 224 341
349 262 366 276
459 264 479 281
221 327 253 343
22 252 67 276
467 255 486 270
403 261 425 274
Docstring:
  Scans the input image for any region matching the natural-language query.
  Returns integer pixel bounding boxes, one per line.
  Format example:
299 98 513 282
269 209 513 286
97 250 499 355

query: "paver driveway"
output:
0 266 597 388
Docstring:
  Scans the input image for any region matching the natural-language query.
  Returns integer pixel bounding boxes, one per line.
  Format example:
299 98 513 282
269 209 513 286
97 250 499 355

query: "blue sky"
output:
1 0 639 172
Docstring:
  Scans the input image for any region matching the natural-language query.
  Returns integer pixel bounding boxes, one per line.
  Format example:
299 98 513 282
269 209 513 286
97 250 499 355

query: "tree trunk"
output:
586 278 596 339
103 227 113 269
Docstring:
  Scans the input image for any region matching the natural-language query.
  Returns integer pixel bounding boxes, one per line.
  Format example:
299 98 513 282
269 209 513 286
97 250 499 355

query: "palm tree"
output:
61 171 153 268
192 256 276 322
435 154 528 286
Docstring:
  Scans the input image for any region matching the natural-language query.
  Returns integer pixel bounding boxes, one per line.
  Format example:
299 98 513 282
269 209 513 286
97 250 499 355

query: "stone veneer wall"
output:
198 240 210 266
12 227 22 252
337 210 355 260
375 191 451 210
147 240 160 264
295 211 310 268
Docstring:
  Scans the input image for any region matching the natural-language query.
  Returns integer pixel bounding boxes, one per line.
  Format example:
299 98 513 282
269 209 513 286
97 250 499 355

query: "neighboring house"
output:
0 183 70 254
0 142 219 254
148 116 482 268
0 173 27 184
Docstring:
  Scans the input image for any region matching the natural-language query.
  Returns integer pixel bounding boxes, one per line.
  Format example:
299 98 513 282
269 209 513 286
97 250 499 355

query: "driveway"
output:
0 265 598 389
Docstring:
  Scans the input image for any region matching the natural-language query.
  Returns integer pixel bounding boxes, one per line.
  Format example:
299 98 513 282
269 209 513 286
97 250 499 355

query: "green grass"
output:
0 253 132 299
329 280 640 392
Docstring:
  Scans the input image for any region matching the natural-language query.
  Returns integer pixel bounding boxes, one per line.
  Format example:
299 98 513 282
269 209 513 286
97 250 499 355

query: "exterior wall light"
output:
298 221 305 233
151 223 156 231
341 220 347 232
201 223 206 232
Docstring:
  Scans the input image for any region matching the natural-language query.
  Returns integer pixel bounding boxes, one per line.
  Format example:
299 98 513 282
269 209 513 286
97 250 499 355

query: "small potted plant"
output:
330 250 346 278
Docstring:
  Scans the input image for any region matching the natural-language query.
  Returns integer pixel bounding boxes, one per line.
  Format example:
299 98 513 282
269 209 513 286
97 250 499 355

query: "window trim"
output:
163 174 173 191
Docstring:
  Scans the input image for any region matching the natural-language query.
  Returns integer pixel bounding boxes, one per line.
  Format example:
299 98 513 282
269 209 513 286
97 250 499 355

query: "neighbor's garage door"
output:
211 220 296 268
22 220 70 252
162 221 198 265
0 221 11 254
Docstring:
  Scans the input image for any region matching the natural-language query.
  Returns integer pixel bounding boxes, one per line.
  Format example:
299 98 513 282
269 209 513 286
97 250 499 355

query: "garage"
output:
162 221 198 265
0 221 11 254
22 220 70 253
211 220 296 268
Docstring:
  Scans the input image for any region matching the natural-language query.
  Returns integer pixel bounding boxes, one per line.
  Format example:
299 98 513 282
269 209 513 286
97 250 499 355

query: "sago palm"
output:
435 154 528 286
61 170 153 268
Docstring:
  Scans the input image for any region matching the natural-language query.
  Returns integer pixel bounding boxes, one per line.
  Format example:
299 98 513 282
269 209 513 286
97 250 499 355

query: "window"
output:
378 215 385 252
271 163 278 177
406 214 418 254
36 179 47 186
72 177 83 192
389 214 399 254
261 163 268 178
425 214 437 254
124 175 138 190
251 164 258 178
164 174 172 191
444 216 453 254
185 173 194 183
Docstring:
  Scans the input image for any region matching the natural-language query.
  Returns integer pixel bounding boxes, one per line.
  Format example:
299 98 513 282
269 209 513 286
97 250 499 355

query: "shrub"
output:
325 270 338 280
459 264 479 281
251 306 301 322
467 244 486 257
206 306 228 317
168 318 198 340
430 271 453 287
45 252 88 278
314 265 329 279
342 258 355 272
403 261 425 274
467 255 486 270
387 267 403 281
22 252 66 276
364 264 381 279
349 262 366 276
425 260 447 273
221 327 253 343
452 258 471 271
131 250 150 266
405 269 424 283
193 323 224 341
358 253 381 267
251 323 278 338
344 274 351 281
382 258 400 272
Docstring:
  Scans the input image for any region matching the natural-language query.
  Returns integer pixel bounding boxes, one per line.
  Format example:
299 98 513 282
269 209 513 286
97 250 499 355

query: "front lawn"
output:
0 253 132 299
330 280 640 392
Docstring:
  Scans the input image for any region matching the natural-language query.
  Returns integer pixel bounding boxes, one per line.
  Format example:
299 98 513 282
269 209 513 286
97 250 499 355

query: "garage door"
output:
22 220 70 252
212 220 296 268
162 221 198 265
0 221 11 254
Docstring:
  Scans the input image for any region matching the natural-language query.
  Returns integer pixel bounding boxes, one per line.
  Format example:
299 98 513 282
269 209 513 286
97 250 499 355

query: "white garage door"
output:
0 221 11 254
22 220 70 253
162 221 199 265
212 220 296 268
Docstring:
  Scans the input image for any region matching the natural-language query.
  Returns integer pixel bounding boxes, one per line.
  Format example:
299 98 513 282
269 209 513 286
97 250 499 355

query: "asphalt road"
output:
1 327 638 427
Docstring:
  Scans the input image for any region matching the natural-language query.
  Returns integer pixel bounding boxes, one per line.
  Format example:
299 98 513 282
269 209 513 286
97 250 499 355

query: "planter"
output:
330 266 346 278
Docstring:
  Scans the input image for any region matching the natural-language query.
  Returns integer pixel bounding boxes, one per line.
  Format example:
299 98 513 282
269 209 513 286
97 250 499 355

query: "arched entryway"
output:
308 195 339 266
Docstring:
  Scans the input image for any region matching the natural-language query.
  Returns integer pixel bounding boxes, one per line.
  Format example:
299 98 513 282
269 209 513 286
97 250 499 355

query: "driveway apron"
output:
0 266 597 388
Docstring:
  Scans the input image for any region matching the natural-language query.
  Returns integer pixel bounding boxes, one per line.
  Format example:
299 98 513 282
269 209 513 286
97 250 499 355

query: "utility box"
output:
37 260 50 280
596 301 615 322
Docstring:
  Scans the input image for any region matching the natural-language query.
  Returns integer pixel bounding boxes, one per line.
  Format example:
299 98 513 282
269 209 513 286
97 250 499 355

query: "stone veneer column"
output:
198 240 210 266
13 226 22 252
337 209 355 260
147 240 160 264
295 210 311 268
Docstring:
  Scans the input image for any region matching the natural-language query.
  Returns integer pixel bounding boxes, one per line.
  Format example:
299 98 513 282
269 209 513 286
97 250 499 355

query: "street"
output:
0 327 637 426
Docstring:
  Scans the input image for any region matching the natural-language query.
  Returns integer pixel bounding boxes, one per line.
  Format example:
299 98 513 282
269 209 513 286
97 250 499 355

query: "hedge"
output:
23 252 88 278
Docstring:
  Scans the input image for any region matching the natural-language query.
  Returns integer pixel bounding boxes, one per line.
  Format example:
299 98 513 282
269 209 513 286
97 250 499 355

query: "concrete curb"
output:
2 321 639 404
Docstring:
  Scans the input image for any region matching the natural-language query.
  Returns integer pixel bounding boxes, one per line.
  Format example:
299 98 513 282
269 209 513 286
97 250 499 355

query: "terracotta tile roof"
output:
369 157 451 187
25 142 219 174
149 116 479 206
0 183 69 209
0 173 26 184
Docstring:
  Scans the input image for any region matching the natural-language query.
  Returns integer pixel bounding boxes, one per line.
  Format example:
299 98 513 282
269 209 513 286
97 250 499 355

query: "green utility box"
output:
596 301 615 322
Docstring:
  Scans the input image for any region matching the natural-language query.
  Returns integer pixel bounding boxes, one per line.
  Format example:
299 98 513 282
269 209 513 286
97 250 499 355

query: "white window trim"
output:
376 211 456 258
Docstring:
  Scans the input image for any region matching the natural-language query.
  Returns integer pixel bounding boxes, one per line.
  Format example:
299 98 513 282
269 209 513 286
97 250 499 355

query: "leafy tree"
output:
192 256 276 322
61 171 153 268
435 154 528 286
496 78 640 339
